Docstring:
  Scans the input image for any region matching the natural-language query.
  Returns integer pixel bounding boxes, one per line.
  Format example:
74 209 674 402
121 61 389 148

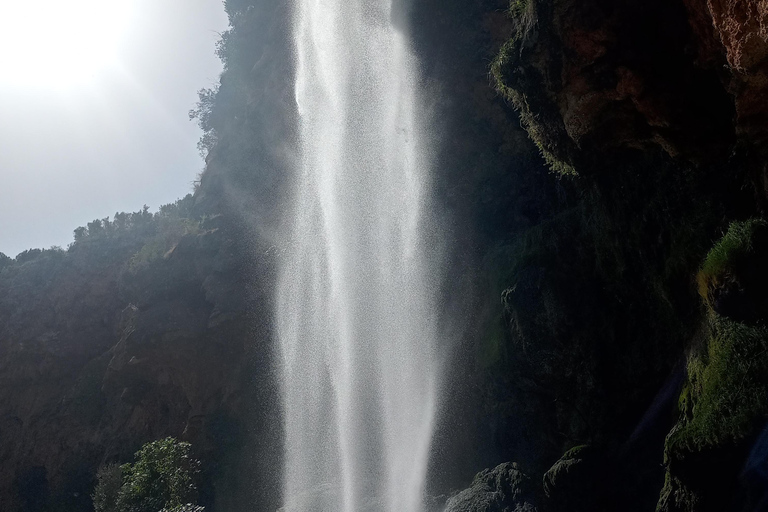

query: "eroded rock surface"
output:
444 462 537 512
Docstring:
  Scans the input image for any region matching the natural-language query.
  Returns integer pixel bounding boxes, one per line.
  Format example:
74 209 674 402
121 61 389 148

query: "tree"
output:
92 464 122 512
15 248 42 264
189 87 219 157
87 219 104 238
0 252 12 271
93 438 203 512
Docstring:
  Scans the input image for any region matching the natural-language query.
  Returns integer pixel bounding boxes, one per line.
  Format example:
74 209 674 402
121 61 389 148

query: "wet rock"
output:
444 462 537 512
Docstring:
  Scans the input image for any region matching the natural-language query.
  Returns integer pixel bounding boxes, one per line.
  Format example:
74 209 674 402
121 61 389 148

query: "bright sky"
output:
0 0 229 257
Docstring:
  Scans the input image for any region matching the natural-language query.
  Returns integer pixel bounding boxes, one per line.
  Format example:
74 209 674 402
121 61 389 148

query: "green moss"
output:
490 37 577 177
696 218 768 305
658 315 768 511
667 317 768 457
490 0 577 176
657 469 699 512
657 218 768 510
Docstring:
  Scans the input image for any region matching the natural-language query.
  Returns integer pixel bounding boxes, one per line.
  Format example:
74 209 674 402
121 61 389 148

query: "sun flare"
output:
0 0 134 89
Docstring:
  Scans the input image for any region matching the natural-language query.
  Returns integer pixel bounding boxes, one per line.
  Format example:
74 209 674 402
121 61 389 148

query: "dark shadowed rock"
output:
444 462 537 512
542 445 607 512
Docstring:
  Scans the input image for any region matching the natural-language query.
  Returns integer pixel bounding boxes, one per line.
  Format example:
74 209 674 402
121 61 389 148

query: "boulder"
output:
444 462 537 512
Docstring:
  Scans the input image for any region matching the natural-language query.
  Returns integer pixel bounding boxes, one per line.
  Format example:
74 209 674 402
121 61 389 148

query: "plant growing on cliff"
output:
93 438 204 512
696 218 768 306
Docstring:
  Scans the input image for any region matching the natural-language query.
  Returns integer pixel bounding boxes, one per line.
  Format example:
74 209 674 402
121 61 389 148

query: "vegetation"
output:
0 195 202 291
70 195 196 248
491 0 577 176
186 0 292 215
671 318 768 454
93 438 203 512
658 219 768 511
696 218 768 305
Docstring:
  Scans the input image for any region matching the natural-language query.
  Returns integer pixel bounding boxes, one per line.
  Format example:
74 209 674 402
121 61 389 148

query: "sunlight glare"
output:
0 0 134 88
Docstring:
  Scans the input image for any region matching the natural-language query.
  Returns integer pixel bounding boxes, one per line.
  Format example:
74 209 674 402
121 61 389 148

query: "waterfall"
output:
276 1 441 511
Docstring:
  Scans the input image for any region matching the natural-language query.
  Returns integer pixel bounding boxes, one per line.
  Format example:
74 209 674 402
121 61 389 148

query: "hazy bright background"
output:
0 0 228 257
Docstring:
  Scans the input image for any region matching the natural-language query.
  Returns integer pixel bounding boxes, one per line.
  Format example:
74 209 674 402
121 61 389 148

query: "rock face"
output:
491 0 768 177
0 217 279 511
492 0 736 174
687 0 768 151
444 462 537 512
482 0 768 511
6 0 768 511
541 446 605 512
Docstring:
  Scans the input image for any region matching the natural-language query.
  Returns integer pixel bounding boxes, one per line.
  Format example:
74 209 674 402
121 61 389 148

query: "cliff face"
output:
0 216 279 511
469 0 768 511
0 1 291 510
5 0 768 511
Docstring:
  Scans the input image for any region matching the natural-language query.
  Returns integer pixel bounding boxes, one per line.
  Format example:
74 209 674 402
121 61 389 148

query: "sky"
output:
0 0 229 257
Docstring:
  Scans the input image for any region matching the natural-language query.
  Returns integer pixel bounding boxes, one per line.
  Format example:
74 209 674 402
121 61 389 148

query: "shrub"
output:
93 438 203 512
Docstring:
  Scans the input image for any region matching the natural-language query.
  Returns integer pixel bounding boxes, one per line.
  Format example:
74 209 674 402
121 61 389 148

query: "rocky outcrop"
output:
491 0 768 175
685 0 768 152
656 219 768 512
444 462 537 512
541 445 607 512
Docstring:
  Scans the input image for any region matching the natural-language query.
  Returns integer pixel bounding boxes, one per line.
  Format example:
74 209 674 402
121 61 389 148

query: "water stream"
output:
276 1 442 511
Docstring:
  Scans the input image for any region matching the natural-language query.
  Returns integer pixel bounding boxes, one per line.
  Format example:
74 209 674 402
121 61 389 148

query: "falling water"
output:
276 1 441 511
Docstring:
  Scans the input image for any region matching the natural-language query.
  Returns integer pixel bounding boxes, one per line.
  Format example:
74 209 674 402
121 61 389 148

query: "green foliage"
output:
93 438 203 512
71 204 156 247
15 248 43 264
0 252 11 271
66 195 201 273
696 218 768 304
669 317 768 457
127 201 202 273
490 0 577 176
93 464 122 512
189 88 219 158
659 221 768 510
223 0 256 21
186 0 294 201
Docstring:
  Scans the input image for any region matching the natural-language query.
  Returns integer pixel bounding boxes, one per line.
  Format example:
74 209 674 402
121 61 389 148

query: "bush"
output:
93 438 204 512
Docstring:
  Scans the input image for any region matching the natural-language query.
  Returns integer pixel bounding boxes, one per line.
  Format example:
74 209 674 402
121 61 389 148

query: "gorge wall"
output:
3 0 768 511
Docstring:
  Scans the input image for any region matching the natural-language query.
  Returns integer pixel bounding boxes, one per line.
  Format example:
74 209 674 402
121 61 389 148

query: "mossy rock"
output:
490 1 578 176
659 221 768 511
658 317 768 512
696 218 768 323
